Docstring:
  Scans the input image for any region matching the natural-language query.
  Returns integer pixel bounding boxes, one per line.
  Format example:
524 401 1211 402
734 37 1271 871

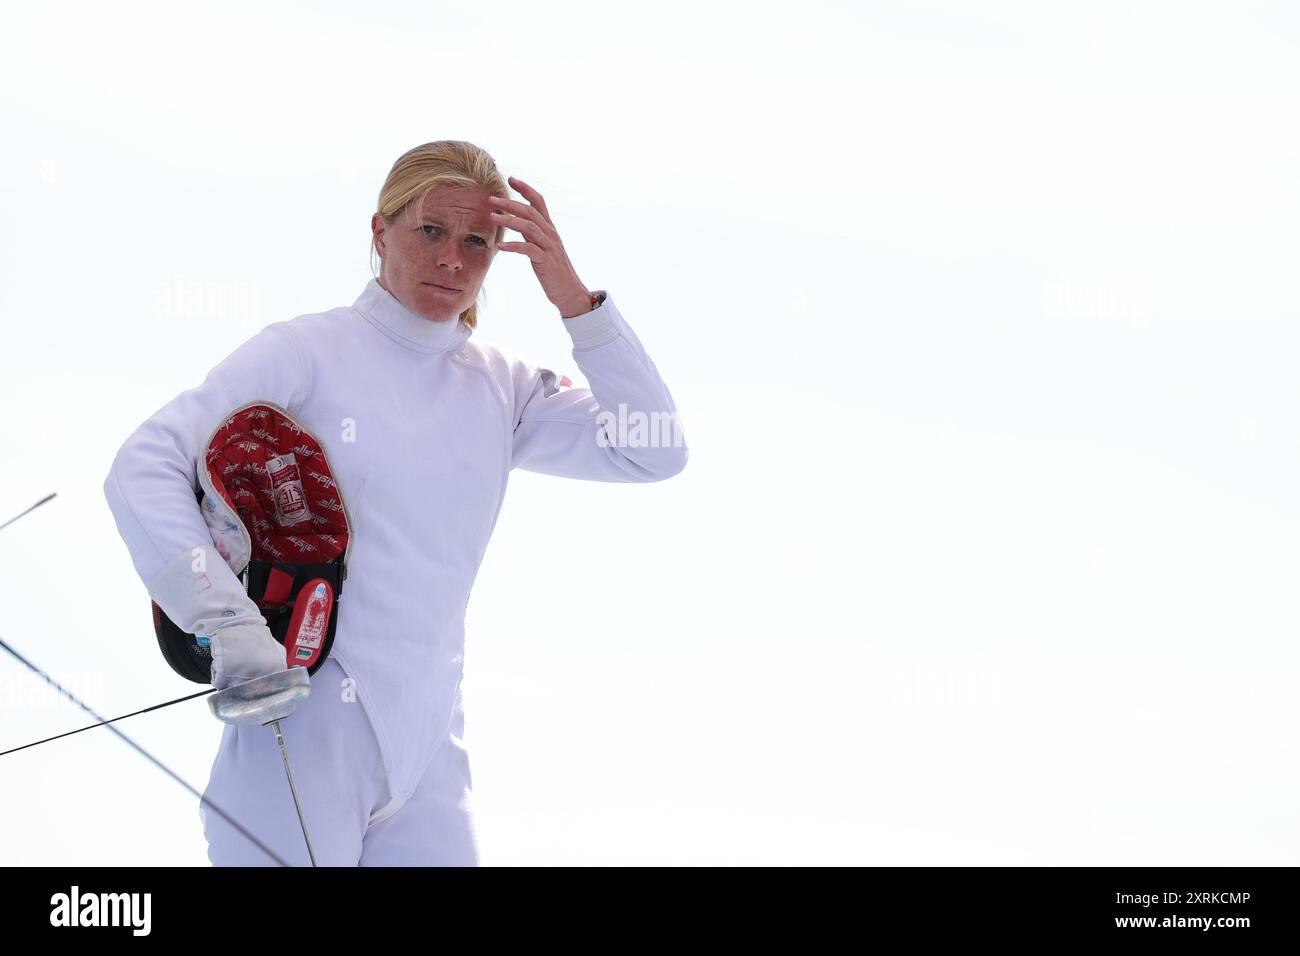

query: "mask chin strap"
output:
242 557 345 671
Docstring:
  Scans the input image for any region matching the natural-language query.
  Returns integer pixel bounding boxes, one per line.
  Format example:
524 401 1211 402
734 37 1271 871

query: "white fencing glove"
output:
209 622 289 690
147 546 288 689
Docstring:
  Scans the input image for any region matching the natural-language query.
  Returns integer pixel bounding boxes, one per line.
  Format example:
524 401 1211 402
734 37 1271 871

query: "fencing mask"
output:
153 401 352 684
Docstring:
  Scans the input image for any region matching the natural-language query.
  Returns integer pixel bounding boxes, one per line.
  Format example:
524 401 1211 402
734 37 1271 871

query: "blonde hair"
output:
370 140 509 330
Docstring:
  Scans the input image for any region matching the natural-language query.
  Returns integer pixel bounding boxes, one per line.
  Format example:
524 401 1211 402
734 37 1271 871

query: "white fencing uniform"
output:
198 658 479 866
103 278 688 865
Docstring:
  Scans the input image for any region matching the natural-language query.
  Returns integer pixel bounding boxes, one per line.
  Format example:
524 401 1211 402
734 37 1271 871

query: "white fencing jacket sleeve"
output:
102 321 308 644
509 293 689 481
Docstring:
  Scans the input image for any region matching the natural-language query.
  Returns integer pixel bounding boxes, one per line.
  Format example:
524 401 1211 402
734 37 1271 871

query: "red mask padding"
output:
152 402 352 684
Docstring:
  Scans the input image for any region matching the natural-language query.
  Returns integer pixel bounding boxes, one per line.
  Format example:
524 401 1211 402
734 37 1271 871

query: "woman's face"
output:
371 185 498 323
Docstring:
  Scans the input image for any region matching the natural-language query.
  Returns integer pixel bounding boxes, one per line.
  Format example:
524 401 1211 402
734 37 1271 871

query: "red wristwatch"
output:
588 289 608 311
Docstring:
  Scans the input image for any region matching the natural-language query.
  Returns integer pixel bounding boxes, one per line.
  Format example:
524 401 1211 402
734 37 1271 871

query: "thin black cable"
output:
0 492 57 532
0 686 216 757
0 635 292 867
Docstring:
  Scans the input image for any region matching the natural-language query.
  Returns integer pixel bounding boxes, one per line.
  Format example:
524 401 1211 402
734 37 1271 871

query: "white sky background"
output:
0 0 1296 865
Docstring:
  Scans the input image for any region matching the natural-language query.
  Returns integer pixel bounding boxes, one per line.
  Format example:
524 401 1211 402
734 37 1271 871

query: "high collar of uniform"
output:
353 278 473 354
